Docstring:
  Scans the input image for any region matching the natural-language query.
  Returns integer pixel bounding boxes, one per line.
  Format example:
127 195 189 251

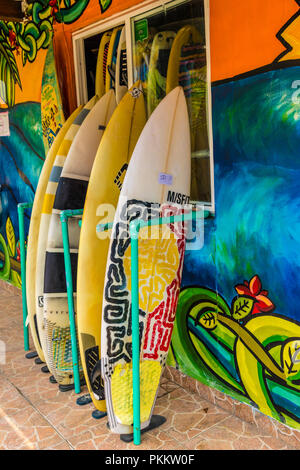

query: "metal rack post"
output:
17 202 33 351
60 208 83 394
98 207 209 445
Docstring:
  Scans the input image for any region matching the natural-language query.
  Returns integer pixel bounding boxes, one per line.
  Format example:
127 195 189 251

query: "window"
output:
73 0 213 207
132 0 211 203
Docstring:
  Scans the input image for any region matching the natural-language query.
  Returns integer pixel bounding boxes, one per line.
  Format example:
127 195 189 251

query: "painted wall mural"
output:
1 0 300 432
169 0 300 430
0 1 100 287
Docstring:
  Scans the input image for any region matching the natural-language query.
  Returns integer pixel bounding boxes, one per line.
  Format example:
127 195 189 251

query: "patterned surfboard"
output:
41 42 65 154
101 87 191 434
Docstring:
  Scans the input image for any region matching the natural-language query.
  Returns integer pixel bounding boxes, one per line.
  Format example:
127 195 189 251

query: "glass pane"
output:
132 0 211 203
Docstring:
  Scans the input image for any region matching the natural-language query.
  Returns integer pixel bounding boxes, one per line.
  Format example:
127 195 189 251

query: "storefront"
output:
1 0 300 438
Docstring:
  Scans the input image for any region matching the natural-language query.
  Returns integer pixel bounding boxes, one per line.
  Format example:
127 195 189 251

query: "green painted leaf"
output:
282 339 300 384
231 296 255 320
199 311 218 330
0 38 21 106
6 217 15 257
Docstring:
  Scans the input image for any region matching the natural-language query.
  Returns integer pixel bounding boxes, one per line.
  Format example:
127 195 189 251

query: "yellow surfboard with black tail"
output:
77 82 146 412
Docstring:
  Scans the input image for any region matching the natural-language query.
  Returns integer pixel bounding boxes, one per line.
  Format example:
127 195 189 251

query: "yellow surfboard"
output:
26 106 83 362
77 82 146 412
147 31 176 117
95 31 112 98
41 42 65 155
166 25 206 152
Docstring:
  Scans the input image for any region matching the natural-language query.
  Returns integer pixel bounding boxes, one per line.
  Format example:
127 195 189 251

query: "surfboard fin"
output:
106 415 166 442
85 346 105 401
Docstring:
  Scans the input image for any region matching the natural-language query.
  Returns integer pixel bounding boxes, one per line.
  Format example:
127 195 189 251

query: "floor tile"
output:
0 286 297 451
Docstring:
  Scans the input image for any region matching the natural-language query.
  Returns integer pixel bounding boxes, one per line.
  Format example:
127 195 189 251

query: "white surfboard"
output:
43 90 116 386
101 86 191 434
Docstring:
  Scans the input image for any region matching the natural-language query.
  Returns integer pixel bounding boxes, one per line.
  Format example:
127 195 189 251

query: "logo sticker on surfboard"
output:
129 87 143 98
159 172 173 185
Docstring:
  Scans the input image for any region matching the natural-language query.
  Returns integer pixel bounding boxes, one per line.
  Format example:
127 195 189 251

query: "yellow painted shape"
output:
278 15 300 62
123 227 179 312
235 315 300 419
26 105 83 361
77 82 146 412
111 361 162 425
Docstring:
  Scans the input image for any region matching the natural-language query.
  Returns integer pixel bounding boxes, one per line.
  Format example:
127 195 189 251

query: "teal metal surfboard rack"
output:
60 208 84 394
17 202 33 352
97 207 209 446
17 203 84 390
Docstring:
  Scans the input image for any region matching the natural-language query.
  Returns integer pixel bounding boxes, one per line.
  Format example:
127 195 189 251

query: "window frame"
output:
72 0 214 211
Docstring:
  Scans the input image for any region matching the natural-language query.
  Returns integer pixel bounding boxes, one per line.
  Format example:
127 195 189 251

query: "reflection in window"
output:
132 0 211 203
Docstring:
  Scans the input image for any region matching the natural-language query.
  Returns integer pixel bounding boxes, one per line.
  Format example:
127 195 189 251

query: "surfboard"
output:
115 27 128 104
43 90 116 386
41 42 65 155
105 26 122 93
26 106 83 362
101 86 191 434
166 25 206 154
35 96 98 375
95 31 112 98
147 31 176 117
133 27 155 87
77 82 146 412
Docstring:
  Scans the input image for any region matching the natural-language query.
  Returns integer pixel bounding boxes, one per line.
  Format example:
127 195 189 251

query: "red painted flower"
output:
235 275 275 314
49 0 59 16
8 29 17 47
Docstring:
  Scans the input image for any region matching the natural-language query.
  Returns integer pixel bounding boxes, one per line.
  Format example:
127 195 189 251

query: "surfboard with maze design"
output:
43 90 116 386
101 86 191 434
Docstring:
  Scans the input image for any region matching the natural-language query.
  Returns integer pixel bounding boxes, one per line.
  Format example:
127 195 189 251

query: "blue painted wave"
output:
0 102 44 252
183 65 300 323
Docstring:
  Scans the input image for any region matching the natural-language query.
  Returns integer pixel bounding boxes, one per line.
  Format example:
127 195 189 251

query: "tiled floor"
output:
0 287 297 450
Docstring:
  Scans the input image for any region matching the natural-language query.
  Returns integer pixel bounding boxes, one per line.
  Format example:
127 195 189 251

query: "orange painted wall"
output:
210 0 299 82
53 0 300 112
